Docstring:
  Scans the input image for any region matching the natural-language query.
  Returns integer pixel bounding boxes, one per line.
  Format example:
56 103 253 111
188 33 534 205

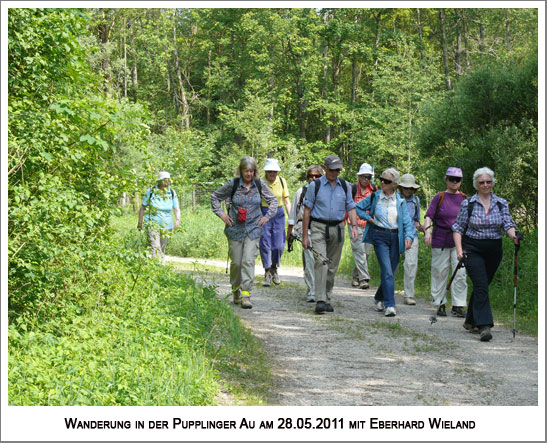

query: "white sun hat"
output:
263 158 281 171
357 163 374 178
157 171 171 181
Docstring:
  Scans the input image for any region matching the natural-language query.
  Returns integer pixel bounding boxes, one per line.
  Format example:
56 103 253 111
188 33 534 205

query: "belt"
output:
373 224 398 233
310 217 344 227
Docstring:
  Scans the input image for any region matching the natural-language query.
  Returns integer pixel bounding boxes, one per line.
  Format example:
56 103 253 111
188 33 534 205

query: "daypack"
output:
463 198 503 235
229 177 263 203
313 177 350 200
296 184 309 218
432 191 467 225
351 183 377 199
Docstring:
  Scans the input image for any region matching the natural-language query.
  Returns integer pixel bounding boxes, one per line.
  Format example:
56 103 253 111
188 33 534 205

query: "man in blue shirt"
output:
302 155 359 314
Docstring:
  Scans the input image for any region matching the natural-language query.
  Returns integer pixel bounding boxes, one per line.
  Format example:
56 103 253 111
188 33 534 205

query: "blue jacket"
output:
355 191 414 255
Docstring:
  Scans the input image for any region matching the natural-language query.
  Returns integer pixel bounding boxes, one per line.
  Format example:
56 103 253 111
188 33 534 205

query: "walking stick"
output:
288 232 332 265
512 231 524 339
430 253 466 325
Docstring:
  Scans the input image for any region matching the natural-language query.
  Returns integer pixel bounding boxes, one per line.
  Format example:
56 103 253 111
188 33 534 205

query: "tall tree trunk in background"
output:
416 8 425 60
172 25 190 130
455 10 463 76
123 17 128 97
505 9 512 52
322 11 331 143
374 10 382 68
461 9 471 71
97 9 117 93
439 9 452 90
478 21 485 54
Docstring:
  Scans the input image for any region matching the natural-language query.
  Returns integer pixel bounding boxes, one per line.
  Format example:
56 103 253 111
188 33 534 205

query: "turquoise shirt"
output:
142 185 179 230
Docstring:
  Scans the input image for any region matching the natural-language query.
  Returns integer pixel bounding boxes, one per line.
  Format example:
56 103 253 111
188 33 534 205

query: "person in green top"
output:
137 171 180 264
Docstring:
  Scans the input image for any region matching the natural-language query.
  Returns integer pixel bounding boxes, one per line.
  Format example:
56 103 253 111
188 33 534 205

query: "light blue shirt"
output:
373 191 398 229
304 176 356 221
142 185 179 230
401 193 420 239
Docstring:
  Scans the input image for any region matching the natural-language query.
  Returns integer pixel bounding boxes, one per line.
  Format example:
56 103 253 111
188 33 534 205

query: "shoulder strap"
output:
352 183 357 199
254 178 262 195
280 176 285 190
314 178 321 200
340 179 348 196
433 191 445 225
230 177 241 201
371 184 377 192
296 185 308 215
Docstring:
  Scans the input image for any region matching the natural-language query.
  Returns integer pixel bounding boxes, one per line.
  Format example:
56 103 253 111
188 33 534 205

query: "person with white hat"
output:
347 163 377 290
398 173 424 305
260 158 291 286
423 166 468 318
137 171 180 265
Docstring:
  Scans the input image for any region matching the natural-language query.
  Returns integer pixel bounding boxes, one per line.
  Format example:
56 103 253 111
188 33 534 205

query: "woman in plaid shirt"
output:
452 167 520 342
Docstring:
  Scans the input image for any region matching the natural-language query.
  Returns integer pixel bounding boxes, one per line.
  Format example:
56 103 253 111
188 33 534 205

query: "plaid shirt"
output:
452 193 516 240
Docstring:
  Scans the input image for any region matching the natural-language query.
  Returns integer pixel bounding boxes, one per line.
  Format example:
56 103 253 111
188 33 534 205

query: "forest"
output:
7 7 539 406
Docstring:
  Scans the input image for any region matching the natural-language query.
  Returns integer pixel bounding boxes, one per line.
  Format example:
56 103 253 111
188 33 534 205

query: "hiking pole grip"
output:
446 253 466 291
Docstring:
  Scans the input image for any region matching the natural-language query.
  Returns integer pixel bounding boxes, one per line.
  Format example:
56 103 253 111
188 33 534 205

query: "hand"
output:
302 235 310 250
457 251 464 260
512 235 521 245
417 224 425 233
174 220 180 229
424 231 431 247
405 239 412 250
258 216 269 227
351 225 359 242
220 213 233 227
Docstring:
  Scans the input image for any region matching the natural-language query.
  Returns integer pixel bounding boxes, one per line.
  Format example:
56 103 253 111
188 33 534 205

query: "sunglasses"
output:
308 174 321 179
379 177 393 184
330 168 341 173
447 176 462 183
359 175 373 180
401 186 413 191
479 180 492 185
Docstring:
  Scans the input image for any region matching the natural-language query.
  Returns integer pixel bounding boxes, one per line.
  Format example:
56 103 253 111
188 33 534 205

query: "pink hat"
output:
446 167 463 178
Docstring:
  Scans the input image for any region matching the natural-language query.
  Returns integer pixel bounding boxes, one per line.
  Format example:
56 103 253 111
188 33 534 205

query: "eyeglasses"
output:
447 176 462 183
479 180 492 185
308 174 321 179
379 177 393 184
401 186 413 191
330 169 341 173
359 175 373 180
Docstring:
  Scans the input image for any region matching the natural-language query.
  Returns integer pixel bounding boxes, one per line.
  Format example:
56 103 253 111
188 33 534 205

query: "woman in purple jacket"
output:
423 167 468 319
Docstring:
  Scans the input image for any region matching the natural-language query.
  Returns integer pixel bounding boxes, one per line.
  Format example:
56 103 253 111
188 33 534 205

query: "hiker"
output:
287 164 325 302
301 155 359 314
423 167 468 318
355 168 414 317
347 163 376 290
210 157 278 309
137 171 180 265
260 158 291 286
398 173 424 306
452 167 519 342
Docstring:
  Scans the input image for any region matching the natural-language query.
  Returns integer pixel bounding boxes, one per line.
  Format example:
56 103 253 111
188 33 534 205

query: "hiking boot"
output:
479 326 492 342
359 280 370 290
263 269 272 287
437 304 447 317
306 295 316 303
315 301 327 314
404 297 416 305
451 306 465 318
463 322 479 334
325 303 334 312
385 306 396 317
271 266 281 285
375 301 384 312
240 291 252 309
233 288 241 305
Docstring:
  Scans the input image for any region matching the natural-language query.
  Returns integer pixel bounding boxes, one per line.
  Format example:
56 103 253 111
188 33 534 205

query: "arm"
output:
302 206 311 249
400 202 414 250
173 207 181 229
415 197 424 232
454 231 464 260
211 180 234 227
424 216 433 246
283 195 291 217
347 208 359 241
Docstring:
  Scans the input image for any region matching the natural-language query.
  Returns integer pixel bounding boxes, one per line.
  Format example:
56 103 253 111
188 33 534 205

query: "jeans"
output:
463 236 503 328
372 228 400 308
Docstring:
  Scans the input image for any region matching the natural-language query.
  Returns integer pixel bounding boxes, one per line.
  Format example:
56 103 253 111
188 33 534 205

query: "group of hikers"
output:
139 154 521 343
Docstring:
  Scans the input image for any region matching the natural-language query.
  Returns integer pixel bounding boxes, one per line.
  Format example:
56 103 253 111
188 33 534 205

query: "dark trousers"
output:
462 236 503 328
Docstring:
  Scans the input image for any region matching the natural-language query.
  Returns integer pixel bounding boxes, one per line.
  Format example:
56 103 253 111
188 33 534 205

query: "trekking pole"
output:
289 232 332 265
512 230 524 339
225 249 229 274
430 253 466 325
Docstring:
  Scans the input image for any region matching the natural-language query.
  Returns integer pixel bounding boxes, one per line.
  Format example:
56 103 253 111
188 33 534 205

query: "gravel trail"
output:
167 256 538 406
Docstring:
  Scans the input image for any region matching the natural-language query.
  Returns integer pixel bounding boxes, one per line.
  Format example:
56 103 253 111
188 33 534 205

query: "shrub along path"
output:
168 256 538 406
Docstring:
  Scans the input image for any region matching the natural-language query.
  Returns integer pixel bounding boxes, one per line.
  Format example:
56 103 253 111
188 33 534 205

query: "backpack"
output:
296 184 309 218
351 183 377 199
464 198 503 235
432 191 467 225
229 177 263 201
313 177 349 200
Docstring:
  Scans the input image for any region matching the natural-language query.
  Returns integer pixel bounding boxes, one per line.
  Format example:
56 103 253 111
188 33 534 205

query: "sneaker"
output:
306 295 316 303
463 322 479 334
451 306 465 318
263 270 271 287
404 297 416 305
375 301 384 312
385 306 396 317
325 303 334 312
271 266 281 285
437 304 447 317
240 291 252 309
233 288 241 305
352 278 360 287
315 301 327 314
479 326 492 342
359 280 370 290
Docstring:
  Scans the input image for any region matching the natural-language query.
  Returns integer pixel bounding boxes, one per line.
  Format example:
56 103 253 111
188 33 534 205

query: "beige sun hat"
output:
399 173 420 189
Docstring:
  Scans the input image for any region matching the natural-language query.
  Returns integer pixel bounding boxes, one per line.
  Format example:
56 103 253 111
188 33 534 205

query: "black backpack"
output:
464 198 503 235
313 178 350 200
229 177 263 203
351 183 377 199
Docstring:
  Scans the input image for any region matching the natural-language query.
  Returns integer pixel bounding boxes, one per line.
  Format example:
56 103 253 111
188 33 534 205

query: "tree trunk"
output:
322 12 330 143
478 21 485 54
455 11 463 76
416 8 425 60
172 25 190 130
374 11 382 68
505 9 512 52
123 18 128 98
439 9 452 90
461 9 471 70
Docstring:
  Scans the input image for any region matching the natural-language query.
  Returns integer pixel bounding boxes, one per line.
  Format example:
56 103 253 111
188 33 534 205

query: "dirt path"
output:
167 256 538 406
